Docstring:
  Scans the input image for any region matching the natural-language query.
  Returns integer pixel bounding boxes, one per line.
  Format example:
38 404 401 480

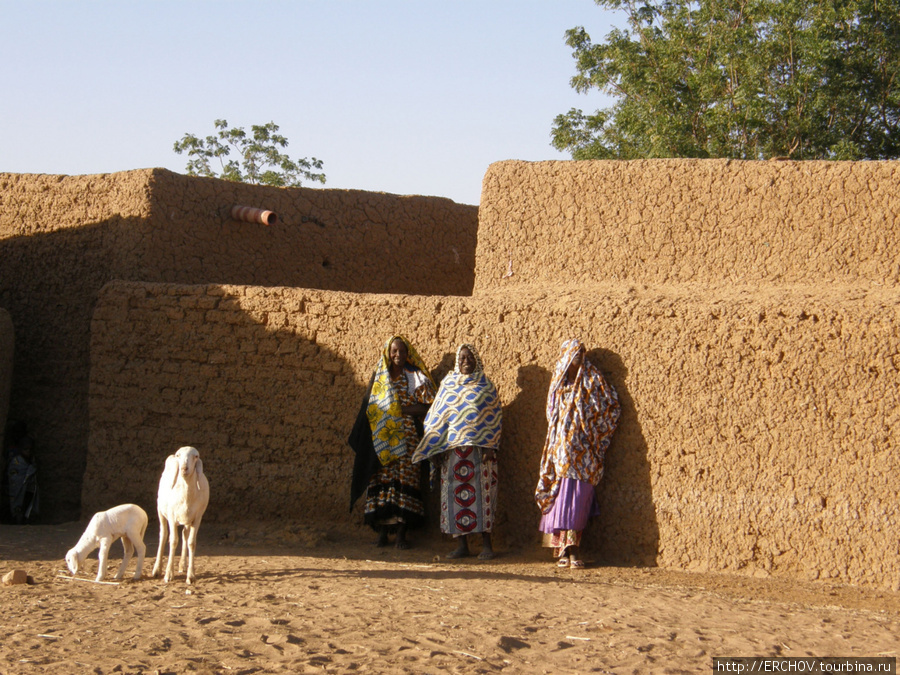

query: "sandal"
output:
557 557 570 568
570 558 585 568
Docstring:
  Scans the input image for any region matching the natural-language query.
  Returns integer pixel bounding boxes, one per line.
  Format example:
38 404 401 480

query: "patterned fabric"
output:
364 366 436 527
367 335 436 466
411 343 501 463
539 477 599 556
438 446 498 535
543 529 582 558
534 338 621 514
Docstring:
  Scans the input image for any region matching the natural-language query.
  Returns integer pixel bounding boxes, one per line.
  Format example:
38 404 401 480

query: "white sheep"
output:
151 446 210 584
65 503 148 582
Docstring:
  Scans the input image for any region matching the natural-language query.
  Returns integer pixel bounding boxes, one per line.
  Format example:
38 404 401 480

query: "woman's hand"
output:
401 403 430 417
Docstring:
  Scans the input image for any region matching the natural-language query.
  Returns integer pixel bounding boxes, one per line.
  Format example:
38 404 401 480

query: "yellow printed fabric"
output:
367 335 436 466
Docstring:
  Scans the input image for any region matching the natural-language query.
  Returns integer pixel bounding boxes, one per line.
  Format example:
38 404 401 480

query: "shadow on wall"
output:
85 286 362 528
500 364 552 549
88 294 480 543
586 348 659 567
0 221 122 522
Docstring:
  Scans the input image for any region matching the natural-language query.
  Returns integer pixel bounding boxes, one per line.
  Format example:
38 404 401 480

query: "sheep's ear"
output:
195 458 204 489
165 455 179 489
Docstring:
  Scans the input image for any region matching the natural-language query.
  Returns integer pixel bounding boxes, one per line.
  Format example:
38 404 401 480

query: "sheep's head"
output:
65 549 80 575
175 446 201 478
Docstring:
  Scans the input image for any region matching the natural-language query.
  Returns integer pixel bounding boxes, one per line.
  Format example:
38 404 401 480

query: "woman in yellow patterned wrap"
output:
349 336 436 549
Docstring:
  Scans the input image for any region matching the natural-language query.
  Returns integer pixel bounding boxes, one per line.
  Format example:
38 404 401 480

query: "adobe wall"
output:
0 170 477 519
476 159 900 291
86 280 900 590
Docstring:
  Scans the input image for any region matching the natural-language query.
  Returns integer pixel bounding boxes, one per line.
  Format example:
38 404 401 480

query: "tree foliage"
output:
551 0 900 160
174 120 326 187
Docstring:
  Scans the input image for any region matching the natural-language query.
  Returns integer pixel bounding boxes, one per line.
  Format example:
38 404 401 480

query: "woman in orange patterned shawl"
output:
535 338 620 568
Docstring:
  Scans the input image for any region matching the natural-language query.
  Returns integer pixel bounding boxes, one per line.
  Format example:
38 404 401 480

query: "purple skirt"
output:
538 478 600 533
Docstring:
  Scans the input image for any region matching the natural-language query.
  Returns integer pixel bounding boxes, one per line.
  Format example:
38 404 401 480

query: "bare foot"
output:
447 546 471 559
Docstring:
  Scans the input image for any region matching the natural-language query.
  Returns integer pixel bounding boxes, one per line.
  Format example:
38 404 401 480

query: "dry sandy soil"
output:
1 521 898 675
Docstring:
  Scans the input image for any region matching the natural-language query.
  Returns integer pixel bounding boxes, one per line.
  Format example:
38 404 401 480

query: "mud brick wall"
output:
140 170 477 294
87 280 900 590
476 159 900 291
0 170 477 519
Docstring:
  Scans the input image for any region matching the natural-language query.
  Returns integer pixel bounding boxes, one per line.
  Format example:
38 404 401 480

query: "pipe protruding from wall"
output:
231 205 278 226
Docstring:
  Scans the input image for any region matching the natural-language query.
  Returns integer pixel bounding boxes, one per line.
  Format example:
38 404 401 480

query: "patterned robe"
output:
534 338 621 516
413 343 502 535
360 336 436 528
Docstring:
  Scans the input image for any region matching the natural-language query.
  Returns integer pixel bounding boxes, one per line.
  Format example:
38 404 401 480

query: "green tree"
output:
551 0 900 160
174 120 326 187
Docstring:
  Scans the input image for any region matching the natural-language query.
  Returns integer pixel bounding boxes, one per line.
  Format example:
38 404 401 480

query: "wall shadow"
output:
84 286 362 532
499 364 552 549
0 221 122 522
586 348 659 567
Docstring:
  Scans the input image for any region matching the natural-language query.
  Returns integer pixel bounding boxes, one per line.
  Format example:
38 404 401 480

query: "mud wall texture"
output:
0 170 477 519
476 159 900 291
87 279 900 590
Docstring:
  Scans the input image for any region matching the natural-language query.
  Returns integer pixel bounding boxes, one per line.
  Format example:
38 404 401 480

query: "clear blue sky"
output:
0 1 618 205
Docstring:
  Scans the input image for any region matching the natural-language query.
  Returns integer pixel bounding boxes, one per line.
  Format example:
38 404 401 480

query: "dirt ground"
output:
1 521 898 675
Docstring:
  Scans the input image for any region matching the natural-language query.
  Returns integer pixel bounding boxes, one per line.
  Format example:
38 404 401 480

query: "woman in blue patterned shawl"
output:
349 336 436 549
412 343 501 560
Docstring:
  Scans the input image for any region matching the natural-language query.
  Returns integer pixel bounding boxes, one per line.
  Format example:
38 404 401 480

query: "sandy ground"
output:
1 521 898 675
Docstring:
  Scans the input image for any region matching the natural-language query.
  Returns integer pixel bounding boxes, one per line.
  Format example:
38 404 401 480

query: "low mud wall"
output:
86 281 900 590
0 170 477 519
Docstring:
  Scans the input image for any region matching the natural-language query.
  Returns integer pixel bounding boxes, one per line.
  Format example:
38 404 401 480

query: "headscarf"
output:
366 335 436 467
411 343 502 464
534 338 621 513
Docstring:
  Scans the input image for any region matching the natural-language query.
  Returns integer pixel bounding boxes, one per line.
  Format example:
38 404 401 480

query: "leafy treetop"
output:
174 120 326 187
551 0 900 160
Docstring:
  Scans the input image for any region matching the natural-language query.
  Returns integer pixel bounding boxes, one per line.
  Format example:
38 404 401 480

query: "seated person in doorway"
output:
6 420 39 524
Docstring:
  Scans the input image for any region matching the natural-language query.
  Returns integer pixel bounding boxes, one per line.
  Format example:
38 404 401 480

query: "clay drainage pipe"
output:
231 205 278 226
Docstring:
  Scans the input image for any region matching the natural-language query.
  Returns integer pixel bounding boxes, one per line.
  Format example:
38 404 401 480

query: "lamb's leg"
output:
133 533 146 580
178 522 192 573
115 537 133 580
184 520 201 585
151 512 168 578
95 539 111 583
164 520 179 583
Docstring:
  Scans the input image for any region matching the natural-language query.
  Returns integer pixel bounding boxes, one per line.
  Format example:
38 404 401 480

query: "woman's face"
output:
565 350 583 380
389 339 409 369
458 347 476 375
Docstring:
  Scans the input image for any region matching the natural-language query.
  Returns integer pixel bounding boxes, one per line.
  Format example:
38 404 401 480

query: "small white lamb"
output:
151 446 210 584
65 503 148 582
